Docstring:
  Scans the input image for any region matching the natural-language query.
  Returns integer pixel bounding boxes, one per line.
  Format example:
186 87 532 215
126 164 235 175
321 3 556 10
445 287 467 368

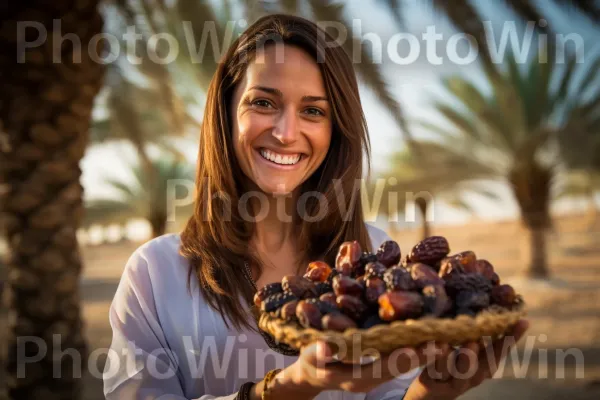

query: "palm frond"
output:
308 0 413 141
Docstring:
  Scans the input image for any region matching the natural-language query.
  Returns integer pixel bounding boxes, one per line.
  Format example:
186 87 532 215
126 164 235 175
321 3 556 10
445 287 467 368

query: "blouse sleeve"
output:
102 248 242 400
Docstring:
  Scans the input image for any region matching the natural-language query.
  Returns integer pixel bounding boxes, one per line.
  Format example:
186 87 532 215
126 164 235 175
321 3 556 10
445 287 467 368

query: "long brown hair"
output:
180 14 373 331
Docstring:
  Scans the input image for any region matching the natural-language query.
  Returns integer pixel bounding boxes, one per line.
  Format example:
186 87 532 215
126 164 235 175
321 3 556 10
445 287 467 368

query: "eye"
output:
304 107 325 116
252 99 274 109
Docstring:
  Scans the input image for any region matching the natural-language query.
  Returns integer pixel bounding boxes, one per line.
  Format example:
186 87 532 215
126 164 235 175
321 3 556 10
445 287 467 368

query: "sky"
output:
81 0 600 232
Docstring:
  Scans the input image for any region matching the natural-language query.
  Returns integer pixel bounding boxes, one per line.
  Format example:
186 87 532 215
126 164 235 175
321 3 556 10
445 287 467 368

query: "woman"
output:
103 14 528 400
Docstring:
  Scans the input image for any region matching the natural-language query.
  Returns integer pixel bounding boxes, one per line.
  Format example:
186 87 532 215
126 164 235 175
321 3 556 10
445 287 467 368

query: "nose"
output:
272 107 299 145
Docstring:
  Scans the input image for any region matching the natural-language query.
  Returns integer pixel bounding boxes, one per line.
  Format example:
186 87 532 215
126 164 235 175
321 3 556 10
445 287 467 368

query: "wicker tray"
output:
259 300 526 363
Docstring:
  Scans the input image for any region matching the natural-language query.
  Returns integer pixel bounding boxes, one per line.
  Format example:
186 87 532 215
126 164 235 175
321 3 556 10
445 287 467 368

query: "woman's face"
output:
230 44 332 196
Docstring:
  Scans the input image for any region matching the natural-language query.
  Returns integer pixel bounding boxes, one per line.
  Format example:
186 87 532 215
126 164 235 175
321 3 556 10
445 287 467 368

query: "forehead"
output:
241 44 326 95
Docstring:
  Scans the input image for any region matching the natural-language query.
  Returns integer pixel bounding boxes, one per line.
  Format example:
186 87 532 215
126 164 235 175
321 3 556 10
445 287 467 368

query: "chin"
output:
257 179 300 196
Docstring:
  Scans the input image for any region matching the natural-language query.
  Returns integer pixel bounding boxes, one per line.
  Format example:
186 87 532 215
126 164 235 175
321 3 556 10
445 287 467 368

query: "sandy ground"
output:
3 214 600 399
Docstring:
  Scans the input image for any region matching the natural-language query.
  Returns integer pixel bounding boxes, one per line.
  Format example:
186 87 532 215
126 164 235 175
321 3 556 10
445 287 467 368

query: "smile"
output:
259 148 302 165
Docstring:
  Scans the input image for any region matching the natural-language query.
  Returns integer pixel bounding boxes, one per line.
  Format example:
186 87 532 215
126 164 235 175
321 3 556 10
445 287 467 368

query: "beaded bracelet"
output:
235 381 256 400
261 368 282 400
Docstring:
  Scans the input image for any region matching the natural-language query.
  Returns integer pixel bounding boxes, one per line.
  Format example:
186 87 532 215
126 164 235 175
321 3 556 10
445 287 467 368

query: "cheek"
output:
309 124 332 160
237 113 271 145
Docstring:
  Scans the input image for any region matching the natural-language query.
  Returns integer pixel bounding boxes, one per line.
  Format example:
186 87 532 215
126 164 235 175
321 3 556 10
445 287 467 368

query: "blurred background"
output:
1 0 599 399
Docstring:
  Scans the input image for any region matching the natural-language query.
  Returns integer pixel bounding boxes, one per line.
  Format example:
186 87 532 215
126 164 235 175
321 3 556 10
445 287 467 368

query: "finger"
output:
480 319 530 380
432 346 455 381
302 340 334 368
452 342 479 389
491 319 530 365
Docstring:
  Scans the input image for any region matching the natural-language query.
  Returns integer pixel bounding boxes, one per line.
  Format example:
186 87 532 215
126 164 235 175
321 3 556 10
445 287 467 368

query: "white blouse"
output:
103 224 419 399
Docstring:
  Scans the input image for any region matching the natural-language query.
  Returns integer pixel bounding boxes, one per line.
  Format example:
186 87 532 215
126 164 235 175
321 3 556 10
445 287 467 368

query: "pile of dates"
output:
254 236 520 332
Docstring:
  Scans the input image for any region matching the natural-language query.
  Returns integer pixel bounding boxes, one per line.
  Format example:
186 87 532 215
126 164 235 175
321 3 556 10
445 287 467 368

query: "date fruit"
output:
365 277 387 305
438 257 465 280
361 314 388 329
296 300 323 329
360 252 378 265
253 282 283 308
452 251 478 273
408 236 450 266
282 275 318 299
376 240 402 267
332 275 363 297
365 261 387 279
319 292 338 308
335 241 362 276
410 263 444 289
474 259 499 284
490 284 516 307
445 273 493 297
455 291 490 312
322 313 357 332
261 292 298 313
422 285 452 317
336 295 368 320
383 266 416 291
280 300 299 321
378 291 424 321
315 282 333 296
304 261 333 282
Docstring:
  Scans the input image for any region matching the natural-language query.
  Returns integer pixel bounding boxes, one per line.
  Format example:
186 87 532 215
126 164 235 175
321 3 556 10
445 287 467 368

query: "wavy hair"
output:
180 14 372 330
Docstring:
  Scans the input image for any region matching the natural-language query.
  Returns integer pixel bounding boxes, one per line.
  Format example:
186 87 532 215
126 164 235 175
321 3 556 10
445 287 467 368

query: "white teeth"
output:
259 149 301 165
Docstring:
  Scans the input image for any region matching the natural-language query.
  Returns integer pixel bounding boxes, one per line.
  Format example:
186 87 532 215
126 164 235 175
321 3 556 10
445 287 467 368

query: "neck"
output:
250 191 298 254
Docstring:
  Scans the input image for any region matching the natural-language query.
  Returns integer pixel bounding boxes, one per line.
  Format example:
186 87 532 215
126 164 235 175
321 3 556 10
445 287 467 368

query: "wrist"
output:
270 365 321 400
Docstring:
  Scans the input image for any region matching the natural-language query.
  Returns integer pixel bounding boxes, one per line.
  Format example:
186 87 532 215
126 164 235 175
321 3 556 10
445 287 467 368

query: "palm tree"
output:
556 170 600 229
420 47 600 278
0 2 104 399
370 141 499 239
84 156 195 238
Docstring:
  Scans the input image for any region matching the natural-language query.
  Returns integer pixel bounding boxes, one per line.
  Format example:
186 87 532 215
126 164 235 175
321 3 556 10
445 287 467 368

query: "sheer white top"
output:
102 224 419 399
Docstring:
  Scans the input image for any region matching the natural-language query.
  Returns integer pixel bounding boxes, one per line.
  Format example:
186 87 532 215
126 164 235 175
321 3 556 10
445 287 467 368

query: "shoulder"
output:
365 223 392 251
121 233 188 286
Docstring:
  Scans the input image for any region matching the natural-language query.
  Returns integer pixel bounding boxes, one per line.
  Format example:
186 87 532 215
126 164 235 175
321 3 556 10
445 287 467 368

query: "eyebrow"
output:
249 85 329 102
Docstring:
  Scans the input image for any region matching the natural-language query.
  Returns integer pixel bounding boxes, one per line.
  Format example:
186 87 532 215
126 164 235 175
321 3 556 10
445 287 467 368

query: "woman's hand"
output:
403 319 530 400
265 339 451 399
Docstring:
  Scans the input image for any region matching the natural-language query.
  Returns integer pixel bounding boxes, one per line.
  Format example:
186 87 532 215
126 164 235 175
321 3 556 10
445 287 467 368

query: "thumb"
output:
302 340 334 367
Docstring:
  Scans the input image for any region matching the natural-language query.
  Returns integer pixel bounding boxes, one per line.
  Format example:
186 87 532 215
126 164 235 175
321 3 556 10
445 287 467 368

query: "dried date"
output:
365 261 387 279
410 263 444 289
282 275 318 299
304 261 333 282
332 275 363 297
296 300 323 329
336 295 368 321
335 241 362 276
322 313 357 332
253 282 283 308
365 277 386 305
378 291 424 321
376 240 402 267
408 236 450 266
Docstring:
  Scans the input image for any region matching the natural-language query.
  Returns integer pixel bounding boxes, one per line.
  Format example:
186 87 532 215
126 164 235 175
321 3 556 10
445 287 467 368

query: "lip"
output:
254 148 305 170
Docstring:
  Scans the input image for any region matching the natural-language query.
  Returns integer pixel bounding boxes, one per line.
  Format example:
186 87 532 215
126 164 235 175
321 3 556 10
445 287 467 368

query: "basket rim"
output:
259 300 527 348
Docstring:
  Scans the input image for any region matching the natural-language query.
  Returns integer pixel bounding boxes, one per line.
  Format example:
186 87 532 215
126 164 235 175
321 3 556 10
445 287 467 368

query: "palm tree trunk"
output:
524 226 548 278
510 162 552 279
416 198 431 240
149 213 167 238
0 2 104 399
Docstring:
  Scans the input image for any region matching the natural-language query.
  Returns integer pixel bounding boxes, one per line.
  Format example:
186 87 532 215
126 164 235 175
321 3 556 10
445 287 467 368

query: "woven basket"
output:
259 299 526 363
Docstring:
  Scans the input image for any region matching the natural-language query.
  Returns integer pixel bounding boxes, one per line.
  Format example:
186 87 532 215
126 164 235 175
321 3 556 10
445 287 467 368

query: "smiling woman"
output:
231 45 332 196
102 13 527 400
